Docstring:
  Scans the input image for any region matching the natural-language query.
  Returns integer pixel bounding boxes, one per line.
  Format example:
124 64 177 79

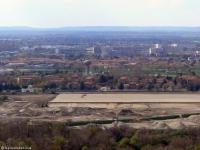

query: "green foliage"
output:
82 146 88 150
53 136 67 147
194 145 200 150
16 141 27 147
118 137 130 147
80 81 85 90
117 82 124 90
141 145 155 150
0 121 200 149
0 95 8 103
0 141 5 146
130 133 140 148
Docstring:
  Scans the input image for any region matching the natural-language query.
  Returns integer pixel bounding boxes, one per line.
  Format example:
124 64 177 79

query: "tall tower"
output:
149 48 152 55
83 60 92 75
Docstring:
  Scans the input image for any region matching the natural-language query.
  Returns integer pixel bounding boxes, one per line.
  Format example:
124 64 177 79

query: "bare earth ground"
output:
1 93 200 129
50 93 200 103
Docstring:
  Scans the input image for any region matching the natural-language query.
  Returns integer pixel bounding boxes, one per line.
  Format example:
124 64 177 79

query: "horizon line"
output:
0 25 200 29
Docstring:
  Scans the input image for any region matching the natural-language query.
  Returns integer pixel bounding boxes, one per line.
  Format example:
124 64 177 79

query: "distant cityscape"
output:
0 27 200 93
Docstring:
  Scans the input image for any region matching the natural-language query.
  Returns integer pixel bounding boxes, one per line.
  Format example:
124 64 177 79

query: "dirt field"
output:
51 93 200 103
2 93 200 130
49 93 200 108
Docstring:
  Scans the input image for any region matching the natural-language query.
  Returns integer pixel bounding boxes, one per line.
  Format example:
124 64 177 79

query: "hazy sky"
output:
0 0 199 27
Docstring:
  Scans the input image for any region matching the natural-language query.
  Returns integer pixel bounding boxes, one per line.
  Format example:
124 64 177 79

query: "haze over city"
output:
0 0 200 27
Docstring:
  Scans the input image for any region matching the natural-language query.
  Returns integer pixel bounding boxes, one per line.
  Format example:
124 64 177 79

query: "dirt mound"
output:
168 121 186 129
152 121 170 129
188 115 200 123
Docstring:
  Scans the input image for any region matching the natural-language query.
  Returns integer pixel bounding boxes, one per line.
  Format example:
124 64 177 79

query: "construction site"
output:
1 93 200 130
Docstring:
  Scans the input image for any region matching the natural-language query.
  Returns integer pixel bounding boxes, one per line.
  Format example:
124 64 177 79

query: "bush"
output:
0 95 8 103
130 133 140 148
82 146 88 150
0 141 5 147
169 137 194 149
194 145 200 150
118 137 130 147
53 136 67 148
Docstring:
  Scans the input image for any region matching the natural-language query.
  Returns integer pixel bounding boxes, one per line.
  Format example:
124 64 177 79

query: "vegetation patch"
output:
0 121 200 150
0 95 8 104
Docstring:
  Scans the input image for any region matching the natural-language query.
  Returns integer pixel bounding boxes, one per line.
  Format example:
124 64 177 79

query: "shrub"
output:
82 146 88 150
53 136 67 148
169 137 194 149
194 144 200 150
0 95 8 103
130 133 140 148
118 137 130 147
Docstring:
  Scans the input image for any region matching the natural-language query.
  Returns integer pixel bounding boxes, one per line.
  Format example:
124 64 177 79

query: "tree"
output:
98 75 108 83
118 82 124 90
80 81 85 90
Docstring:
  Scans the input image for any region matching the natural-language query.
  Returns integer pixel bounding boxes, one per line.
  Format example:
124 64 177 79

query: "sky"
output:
0 0 199 28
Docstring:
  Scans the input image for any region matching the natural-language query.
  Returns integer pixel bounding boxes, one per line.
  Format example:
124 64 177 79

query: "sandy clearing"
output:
50 93 200 103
